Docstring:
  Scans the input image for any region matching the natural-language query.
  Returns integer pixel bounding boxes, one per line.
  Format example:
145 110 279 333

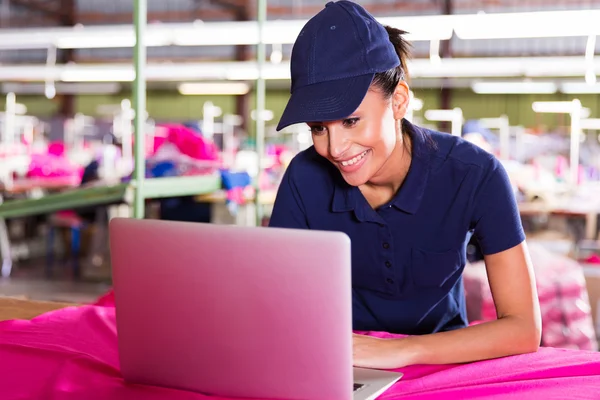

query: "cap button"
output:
325 1 335 7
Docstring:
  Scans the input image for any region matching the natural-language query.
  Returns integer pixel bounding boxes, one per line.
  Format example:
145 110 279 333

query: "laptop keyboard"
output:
353 383 364 392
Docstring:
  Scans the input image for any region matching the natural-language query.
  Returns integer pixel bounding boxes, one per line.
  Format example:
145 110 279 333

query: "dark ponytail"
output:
373 27 434 151
372 26 412 100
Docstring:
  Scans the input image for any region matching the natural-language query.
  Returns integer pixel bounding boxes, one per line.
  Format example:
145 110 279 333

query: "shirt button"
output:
386 278 394 284
382 242 390 249
385 261 392 268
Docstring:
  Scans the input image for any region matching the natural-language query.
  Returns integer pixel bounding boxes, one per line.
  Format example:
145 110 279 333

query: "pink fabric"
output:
464 243 598 351
26 153 83 180
266 144 290 167
1 297 600 400
226 186 247 205
48 142 66 157
554 155 568 179
584 254 600 264
154 124 220 161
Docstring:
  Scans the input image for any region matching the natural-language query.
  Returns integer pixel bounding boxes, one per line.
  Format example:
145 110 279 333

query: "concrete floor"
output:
0 258 111 303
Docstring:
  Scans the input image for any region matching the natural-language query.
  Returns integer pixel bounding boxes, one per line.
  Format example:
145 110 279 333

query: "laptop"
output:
109 218 402 400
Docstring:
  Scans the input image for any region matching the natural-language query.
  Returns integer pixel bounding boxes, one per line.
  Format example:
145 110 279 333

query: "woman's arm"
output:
353 241 541 369
403 241 541 365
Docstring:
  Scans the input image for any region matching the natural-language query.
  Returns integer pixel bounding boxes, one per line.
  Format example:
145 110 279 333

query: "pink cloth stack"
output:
464 242 598 351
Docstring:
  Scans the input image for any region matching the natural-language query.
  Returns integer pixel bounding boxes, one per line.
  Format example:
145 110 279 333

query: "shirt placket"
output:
378 221 398 296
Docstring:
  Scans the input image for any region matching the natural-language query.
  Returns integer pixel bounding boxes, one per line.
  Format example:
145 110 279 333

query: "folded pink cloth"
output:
1 299 599 400
464 243 598 351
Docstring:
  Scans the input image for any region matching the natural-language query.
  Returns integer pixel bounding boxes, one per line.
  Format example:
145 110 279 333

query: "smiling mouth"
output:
339 149 370 167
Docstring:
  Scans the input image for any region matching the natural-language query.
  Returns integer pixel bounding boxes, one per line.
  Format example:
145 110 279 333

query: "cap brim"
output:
276 73 374 131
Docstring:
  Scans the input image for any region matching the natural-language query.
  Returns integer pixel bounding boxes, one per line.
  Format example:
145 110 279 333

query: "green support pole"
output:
254 0 267 226
133 0 147 219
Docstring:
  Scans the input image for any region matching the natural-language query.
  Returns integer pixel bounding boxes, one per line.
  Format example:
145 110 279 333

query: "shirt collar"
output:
331 119 432 217
331 177 354 213
332 184 374 222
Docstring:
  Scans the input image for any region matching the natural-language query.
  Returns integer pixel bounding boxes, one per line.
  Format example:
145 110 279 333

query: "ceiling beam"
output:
57 0 77 117
59 0 76 25
10 0 69 20
82 10 234 24
8 0 600 28
439 0 453 129
40 3 440 25
209 0 248 13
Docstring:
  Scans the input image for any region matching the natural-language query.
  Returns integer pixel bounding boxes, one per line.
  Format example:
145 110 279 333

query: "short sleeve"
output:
268 160 309 229
471 157 525 255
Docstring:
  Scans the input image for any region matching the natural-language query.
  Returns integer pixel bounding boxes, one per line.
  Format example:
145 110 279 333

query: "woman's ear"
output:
391 81 410 120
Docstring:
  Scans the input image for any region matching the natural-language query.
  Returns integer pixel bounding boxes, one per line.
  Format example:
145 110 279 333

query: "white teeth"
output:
341 150 368 167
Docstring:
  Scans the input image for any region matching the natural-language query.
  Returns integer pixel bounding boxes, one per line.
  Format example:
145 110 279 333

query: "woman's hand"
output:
352 333 416 370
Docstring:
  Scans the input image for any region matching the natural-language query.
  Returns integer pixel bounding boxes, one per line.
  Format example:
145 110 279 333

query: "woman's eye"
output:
343 117 360 127
309 125 327 135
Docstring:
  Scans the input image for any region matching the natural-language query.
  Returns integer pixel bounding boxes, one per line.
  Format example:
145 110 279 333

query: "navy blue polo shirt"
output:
269 120 525 335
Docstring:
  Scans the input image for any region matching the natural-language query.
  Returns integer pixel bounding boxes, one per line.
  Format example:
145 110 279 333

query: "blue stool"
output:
46 211 85 279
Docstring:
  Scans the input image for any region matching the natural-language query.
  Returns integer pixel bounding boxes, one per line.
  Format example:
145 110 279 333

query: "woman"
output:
269 0 541 369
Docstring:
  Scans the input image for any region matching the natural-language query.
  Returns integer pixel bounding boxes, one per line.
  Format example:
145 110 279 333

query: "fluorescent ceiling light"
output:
425 109 462 122
0 56 597 83
379 15 454 41
190 56 600 81
152 62 290 81
1 82 121 94
561 82 600 94
0 15 452 51
0 30 60 50
224 63 290 80
155 17 452 47
178 82 251 95
0 62 290 82
532 101 581 114
61 67 135 82
0 10 599 51
174 21 272 46
173 20 304 46
55 25 175 48
56 35 135 49
410 56 600 79
174 15 454 46
150 63 227 81
454 10 600 39
471 81 557 94
0 65 61 81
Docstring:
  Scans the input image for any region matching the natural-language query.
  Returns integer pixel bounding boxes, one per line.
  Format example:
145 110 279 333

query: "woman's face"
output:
308 84 409 187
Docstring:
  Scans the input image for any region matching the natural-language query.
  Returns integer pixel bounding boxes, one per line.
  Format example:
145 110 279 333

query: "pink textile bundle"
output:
26 144 83 180
153 124 220 161
464 242 598 351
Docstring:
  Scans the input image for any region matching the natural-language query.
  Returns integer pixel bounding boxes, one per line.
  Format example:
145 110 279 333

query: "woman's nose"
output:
327 127 350 159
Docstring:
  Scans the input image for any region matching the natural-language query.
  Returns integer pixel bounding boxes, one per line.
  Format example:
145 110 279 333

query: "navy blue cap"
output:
276 1 401 131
